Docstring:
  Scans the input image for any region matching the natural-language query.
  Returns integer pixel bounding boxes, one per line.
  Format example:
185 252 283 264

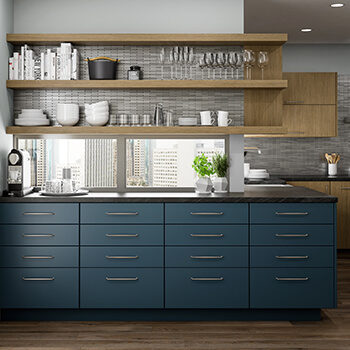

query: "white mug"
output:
218 113 233 127
200 111 216 126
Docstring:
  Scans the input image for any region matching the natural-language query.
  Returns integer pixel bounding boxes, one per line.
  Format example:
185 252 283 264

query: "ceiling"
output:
244 0 350 44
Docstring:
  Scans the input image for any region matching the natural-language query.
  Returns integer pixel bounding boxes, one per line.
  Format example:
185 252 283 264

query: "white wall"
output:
14 0 244 34
283 44 350 74
0 0 14 192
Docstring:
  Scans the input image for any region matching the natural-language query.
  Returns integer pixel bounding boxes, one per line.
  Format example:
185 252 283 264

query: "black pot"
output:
87 57 118 80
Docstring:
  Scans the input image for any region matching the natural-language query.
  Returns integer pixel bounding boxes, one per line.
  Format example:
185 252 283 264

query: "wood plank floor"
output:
1 259 350 349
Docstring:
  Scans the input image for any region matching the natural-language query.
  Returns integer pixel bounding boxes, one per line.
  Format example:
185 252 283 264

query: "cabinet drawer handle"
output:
106 255 139 259
22 234 55 237
106 212 139 216
191 255 223 259
340 187 350 190
190 212 223 216
106 234 139 237
275 234 309 238
22 212 55 216
276 277 309 281
276 255 309 259
284 101 305 104
191 277 224 281
190 234 224 237
22 277 55 281
275 212 309 216
106 277 139 281
22 255 55 259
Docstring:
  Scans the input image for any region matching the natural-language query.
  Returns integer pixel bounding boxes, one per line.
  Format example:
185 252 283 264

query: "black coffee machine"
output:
6 149 33 197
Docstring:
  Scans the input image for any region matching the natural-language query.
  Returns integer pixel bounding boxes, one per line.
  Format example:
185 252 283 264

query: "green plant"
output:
212 152 230 177
192 153 214 178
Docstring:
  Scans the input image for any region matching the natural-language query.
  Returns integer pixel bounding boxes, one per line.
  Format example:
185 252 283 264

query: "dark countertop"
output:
0 187 337 203
276 174 350 182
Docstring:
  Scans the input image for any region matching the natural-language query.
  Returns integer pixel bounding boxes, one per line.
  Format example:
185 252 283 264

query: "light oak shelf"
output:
6 126 288 136
6 80 288 90
7 33 288 46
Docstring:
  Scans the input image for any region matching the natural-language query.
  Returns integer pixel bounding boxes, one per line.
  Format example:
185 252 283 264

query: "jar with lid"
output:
127 66 142 80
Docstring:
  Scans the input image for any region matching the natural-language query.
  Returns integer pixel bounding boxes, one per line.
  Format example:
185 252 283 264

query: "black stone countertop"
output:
276 174 350 182
0 187 337 203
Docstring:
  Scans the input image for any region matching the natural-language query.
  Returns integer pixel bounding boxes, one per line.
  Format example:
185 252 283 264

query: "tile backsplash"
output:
244 75 350 175
13 45 244 126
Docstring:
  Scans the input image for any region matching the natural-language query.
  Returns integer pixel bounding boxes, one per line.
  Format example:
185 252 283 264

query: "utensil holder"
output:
328 164 337 176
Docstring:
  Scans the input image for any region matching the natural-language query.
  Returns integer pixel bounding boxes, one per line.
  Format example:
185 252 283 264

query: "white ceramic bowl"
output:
86 113 109 126
18 113 46 119
56 103 79 126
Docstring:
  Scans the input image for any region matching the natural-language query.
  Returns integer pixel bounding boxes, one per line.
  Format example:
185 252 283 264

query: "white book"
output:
60 44 65 79
72 48 79 80
67 53 72 80
26 50 33 80
20 46 25 80
50 52 56 80
56 48 61 80
34 55 41 80
9 57 13 80
46 49 51 80
13 52 19 80
18 54 22 80
40 52 45 80
24 44 31 80
61 43 73 79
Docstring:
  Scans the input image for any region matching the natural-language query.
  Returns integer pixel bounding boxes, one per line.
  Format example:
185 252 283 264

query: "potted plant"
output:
212 152 230 193
192 153 214 194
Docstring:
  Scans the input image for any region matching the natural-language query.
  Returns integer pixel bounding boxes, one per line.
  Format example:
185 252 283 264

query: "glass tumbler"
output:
130 114 140 126
119 114 129 126
141 114 152 126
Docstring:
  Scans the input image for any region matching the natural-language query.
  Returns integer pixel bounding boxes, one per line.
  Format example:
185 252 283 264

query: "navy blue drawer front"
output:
0 268 78 309
0 247 79 268
81 203 163 224
165 203 248 224
250 268 334 309
250 203 333 224
165 247 248 268
165 225 248 246
250 225 334 246
80 268 163 308
0 225 79 246
81 225 163 246
165 268 248 308
0 203 79 224
80 247 163 267
250 247 333 268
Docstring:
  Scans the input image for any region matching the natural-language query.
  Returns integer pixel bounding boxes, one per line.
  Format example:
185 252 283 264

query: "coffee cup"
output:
200 111 216 126
217 111 232 127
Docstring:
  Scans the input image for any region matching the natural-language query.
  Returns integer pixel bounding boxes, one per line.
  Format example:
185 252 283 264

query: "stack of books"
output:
8 43 80 80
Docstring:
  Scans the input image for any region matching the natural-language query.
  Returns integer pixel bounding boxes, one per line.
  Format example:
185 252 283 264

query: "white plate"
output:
21 109 44 113
39 189 89 197
15 119 50 126
18 113 47 119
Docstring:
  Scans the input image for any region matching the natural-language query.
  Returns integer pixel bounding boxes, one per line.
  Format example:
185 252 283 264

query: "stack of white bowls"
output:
85 101 109 126
15 109 50 126
247 169 269 180
56 103 79 126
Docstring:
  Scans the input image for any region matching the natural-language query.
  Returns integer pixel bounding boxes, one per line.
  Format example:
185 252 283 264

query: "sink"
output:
245 184 293 188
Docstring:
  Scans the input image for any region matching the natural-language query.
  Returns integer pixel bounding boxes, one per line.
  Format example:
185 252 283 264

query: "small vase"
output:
212 177 228 193
328 164 337 176
195 177 212 194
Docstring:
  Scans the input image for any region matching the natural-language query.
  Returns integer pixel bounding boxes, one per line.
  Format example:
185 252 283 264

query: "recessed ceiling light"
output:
330 3 345 7
301 28 312 32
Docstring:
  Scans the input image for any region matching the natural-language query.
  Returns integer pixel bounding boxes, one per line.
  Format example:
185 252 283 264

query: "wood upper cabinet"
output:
282 73 337 105
282 73 338 137
287 181 330 195
330 182 350 249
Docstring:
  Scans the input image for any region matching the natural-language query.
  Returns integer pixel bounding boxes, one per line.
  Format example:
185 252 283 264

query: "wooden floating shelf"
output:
6 80 288 90
7 33 288 46
6 126 288 136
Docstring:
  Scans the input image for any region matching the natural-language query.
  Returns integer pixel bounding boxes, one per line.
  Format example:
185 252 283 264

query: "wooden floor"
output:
1 259 350 349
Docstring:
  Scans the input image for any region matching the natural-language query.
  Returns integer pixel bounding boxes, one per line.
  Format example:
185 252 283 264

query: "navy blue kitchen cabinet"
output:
0 201 337 319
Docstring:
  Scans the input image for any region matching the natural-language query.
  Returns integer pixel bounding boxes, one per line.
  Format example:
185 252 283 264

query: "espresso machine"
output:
6 149 33 197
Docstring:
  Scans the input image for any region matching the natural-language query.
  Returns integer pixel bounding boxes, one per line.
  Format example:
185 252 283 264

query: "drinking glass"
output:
217 53 226 79
257 51 269 80
169 48 175 80
234 51 244 79
188 48 195 79
198 54 206 80
159 48 166 80
173 46 180 80
178 47 185 80
243 49 255 80
204 52 214 79
228 52 236 79
183 47 190 80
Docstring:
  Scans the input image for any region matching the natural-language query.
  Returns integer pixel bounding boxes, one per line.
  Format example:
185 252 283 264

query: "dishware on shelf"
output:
217 111 232 127
141 114 152 126
188 48 195 80
154 103 164 126
243 49 255 80
204 52 214 79
200 111 216 126
234 51 244 79
216 53 226 79
257 51 269 80
159 48 166 80
198 54 206 80
85 57 120 80
169 47 175 80
56 103 79 126
107 114 117 126
118 114 129 126
164 110 174 126
130 114 140 126
85 101 109 126
15 108 49 126
178 117 197 126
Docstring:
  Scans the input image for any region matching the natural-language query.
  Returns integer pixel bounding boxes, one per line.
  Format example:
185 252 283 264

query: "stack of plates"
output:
178 117 197 126
15 109 50 126
247 169 269 179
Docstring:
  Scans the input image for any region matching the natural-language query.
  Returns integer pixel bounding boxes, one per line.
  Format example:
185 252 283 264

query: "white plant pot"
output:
213 177 228 193
195 177 212 194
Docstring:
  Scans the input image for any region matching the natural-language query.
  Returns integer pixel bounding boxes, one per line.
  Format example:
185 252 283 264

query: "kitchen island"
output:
0 188 337 321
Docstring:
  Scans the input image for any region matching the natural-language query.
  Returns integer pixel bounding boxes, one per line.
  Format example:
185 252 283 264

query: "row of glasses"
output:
243 50 269 80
